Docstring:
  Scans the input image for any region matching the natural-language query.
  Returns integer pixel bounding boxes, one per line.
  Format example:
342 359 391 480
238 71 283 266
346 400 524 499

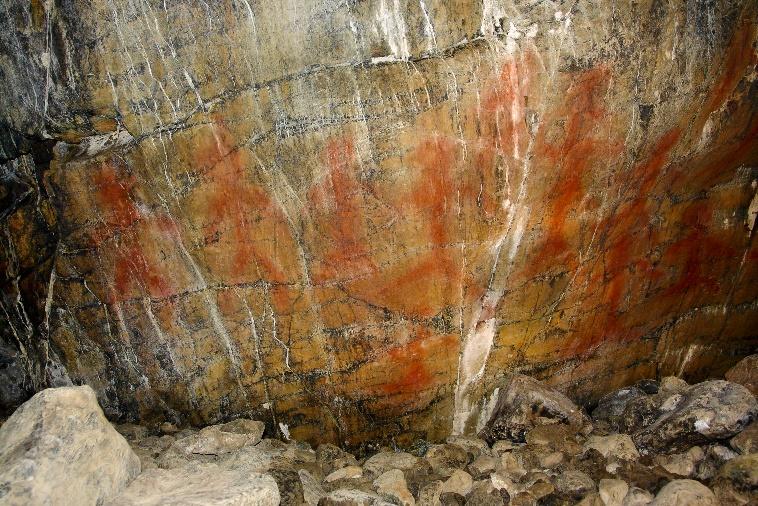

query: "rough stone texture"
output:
553 469 596 500
478 374 589 443
598 479 629 506
712 453 758 505
106 464 280 506
632 380 757 454
584 434 640 462
1 0 758 447
650 479 717 506
725 355 757 396
373 469 415 506
0 386 140 505
730 421 758 455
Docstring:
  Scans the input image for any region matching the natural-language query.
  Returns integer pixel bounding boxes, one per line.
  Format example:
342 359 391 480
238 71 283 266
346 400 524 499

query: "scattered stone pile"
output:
0 355 755 505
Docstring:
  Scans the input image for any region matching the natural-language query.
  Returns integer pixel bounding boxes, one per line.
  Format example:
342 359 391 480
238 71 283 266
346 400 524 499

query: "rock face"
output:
1 0 758 446
0 386 140 505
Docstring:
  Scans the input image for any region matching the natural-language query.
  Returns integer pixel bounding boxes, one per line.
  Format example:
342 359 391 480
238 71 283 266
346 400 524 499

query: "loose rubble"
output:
0 355 755 505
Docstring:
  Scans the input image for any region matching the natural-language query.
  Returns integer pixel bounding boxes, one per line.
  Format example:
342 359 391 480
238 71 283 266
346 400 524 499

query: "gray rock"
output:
632 380 757 454
593 387 646 430
372 469 414 506
650 479 716 505
300 469 327 506
424 444 470 477
599 479 629 506
554 470 596 499
440 469 473 497
325 466 363 483
363 451 419 477
0 386 140 505
106 463 280 505
317 444 359 475
622 487 654 506
318 488 392 506
584 434 640 461
478 374 589 443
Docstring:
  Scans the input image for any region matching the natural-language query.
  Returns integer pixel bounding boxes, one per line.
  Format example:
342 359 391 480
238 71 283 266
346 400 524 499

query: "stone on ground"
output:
106 463 279 505
0 386 140 506
724 355 757 396
478 374 589 443
650 479 716 505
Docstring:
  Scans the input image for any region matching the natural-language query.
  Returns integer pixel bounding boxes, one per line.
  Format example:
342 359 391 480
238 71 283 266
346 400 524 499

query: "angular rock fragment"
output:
300 469 327 506
106 464 279 505
478 374 589 443
372 469 414 506
599 478 629 506
554 469 596 500
363 451 419 477
424 444 470 477
584 434 641 461
0 386 140 505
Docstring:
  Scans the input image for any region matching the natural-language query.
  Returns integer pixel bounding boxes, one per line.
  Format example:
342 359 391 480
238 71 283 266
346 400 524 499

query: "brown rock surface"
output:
725 355 758 396
0 1 757 447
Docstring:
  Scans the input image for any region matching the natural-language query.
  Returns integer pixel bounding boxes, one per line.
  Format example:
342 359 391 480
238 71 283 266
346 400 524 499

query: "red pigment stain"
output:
566 129 681 353
308 134 376 283
379 330 457 396
197 119 288 284
528 66 622 274
112 240 170 300
90 160 140 245
409 136 457 246
663 202 736 297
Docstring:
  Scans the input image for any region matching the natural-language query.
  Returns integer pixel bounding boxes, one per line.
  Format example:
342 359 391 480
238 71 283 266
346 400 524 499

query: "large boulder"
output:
478 374 589 443
0 386 140 505
106 463 280 505
632 380 757 454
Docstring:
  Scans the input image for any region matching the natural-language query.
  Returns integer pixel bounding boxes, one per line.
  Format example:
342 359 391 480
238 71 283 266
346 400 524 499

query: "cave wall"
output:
1 0 757 446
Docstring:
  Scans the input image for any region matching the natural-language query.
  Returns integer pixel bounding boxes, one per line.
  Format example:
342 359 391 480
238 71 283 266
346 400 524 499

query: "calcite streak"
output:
1 0 758 447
